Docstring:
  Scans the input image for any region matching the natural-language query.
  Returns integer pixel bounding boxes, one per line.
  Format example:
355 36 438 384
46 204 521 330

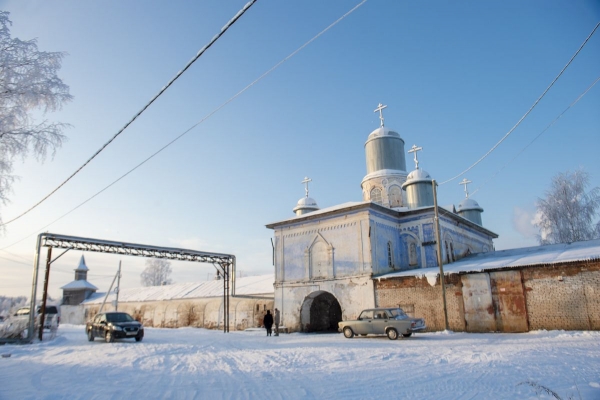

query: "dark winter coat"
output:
263 312 273 329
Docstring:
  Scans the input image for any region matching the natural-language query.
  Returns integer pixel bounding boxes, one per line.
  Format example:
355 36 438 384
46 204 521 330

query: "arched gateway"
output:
300 291 342 332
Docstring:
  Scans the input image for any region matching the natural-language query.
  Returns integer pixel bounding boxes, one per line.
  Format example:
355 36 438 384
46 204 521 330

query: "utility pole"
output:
432 180 450 331
38 247 52 341
115 261 121 311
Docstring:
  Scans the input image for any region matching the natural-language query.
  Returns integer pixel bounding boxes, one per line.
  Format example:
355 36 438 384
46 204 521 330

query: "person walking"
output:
263 310 273 336
274 308 280 336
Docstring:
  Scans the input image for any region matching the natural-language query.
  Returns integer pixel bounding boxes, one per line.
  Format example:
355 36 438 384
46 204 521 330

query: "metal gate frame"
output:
3 232 236 344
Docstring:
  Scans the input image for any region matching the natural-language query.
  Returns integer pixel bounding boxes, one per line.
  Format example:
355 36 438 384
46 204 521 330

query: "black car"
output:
86 312 144 343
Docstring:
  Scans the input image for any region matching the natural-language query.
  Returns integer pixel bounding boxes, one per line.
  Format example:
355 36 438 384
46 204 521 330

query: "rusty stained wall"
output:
523 261 600 330
374 259 600 333
461 273 496 332
489 270 528 332
375 274 466 332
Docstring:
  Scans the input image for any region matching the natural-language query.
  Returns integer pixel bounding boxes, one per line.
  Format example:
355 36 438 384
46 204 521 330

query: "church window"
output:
310 241 328 279
409 242 418 266
387 242 394 269
389 185 402 207
370 188 382 205
256 304 260 312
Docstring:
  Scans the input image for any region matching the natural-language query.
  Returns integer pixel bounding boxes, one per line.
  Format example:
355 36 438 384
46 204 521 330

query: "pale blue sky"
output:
0 0 599 299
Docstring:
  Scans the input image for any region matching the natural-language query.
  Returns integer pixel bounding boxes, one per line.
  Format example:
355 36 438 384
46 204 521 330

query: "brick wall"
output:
375 274 466 332
523 261 600 331
375 259 600 332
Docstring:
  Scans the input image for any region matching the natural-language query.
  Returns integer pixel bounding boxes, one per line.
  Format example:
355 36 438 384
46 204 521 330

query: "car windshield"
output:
388 308 408 319
106 313 134 323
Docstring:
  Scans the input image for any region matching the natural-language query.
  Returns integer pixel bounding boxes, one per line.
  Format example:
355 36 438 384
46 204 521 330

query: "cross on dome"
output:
408 144 423 170
374 103 387 127
459 178 472 198
301 176 312 198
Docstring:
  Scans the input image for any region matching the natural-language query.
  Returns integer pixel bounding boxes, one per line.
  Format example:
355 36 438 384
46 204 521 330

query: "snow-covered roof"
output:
378 239 600 281
404 168 432 183
267 201 367 227
61 280 98 290
457 198 483 212
82 274 274 304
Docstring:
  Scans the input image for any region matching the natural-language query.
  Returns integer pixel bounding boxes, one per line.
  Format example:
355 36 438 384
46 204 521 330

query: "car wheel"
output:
386 328 398 340
402 333 412 338
343 327 354 338
87 330 94 341
135 334 143 342
105 331 114 343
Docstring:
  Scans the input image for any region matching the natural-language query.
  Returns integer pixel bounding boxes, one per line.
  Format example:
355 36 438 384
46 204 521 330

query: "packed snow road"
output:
0 325 599 399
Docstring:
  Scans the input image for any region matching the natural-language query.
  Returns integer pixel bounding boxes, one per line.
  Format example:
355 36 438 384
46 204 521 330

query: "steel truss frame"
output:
4 232 235 344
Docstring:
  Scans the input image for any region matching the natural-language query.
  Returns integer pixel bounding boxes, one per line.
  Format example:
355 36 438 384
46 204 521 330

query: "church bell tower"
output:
361 104 408 208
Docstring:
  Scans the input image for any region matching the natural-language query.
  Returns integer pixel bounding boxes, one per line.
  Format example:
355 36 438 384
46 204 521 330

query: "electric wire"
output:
470 76 600 197
0 0 258 227
440 21 600 186
0 0 369 252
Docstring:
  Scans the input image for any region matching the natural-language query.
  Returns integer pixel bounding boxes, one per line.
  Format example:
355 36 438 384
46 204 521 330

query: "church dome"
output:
296 197 318 208
402 168 434 209
403 168 432 185
367 126 402 140
457 198 483 212
293 197 319 216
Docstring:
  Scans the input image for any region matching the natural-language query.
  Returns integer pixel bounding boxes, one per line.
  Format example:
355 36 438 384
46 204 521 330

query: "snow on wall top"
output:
83 274 274 304
378 239 600 281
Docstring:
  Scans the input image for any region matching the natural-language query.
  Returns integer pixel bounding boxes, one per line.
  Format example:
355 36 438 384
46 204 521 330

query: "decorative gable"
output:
304 233 334 280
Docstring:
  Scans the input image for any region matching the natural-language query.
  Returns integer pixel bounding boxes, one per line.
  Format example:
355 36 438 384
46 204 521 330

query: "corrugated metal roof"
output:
83 274 274 304
378 239 600 280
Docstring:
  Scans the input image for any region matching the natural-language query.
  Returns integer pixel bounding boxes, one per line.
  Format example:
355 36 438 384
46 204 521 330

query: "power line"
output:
440 21 600 186
0 0 258 227
0 0 368 251
470 76 600 197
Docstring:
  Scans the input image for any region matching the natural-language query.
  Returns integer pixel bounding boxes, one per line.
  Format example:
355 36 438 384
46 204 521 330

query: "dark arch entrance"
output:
300 291 342 332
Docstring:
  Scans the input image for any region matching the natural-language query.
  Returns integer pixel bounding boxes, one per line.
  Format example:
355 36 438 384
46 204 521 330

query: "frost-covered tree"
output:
534 169 600 245
140 259 173 287
0 11 72 218
0 295 27 316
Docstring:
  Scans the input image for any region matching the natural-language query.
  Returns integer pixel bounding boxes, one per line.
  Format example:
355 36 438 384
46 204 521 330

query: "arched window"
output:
387 242 394 269
370 188 382 205
409 242 418 266
450 242 455 262
445 241 451 263
389 185 402 207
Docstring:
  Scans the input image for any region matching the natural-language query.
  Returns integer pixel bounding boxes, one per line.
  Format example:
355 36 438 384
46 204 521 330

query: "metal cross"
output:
459 178 472 198
407 144 423 170
301 176 312 198
374 103 387 127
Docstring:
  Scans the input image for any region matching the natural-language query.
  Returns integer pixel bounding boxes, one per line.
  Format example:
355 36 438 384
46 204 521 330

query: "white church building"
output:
266 104 498 333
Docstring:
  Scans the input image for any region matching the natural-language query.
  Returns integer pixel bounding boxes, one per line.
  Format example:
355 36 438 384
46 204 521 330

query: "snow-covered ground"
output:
1 325 599 399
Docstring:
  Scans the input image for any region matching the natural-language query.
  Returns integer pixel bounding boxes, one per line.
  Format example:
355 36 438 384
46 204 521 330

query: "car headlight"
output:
111 325 123 331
